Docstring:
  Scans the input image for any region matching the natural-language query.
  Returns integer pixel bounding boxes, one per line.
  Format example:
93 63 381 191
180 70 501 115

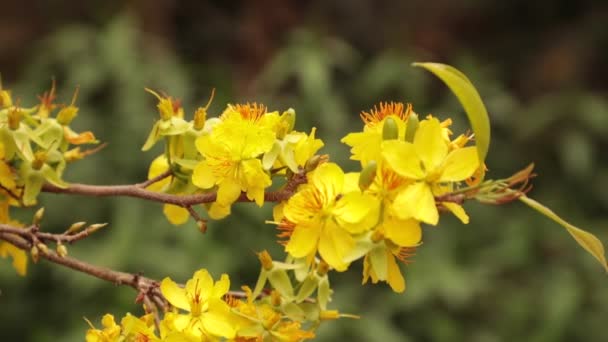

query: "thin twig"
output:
136 170 173 189
41 169 308 206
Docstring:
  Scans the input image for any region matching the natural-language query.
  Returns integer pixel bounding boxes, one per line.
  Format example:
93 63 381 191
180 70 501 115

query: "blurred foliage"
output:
1 1 608 341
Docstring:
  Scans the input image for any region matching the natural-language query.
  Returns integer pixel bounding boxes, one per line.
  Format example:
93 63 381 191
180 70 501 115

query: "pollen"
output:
360 102 412 127
395 247 416 265
231 103 267 121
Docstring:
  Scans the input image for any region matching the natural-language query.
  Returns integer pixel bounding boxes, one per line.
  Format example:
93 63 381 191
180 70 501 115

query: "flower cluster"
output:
0 82 99 276
143 91 323 223
86 267 332 341
275 103 480 292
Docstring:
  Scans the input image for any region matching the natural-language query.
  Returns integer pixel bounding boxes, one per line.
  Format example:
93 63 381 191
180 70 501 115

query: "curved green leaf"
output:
412 62 491 165
520 195 608 273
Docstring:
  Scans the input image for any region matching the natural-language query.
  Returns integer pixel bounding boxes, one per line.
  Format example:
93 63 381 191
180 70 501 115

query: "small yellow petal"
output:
216 179 242 206
383 217 422 247
192 161 216 189
286 225 321 258
163 204 190 225
439 146 479 182
393 182 439 225
386 252 405 293
413 118 448 172
311 163 344 201
160 278 190 311
318 221 354 271
381 140 425 179
442 202 470 224
0 242 27 276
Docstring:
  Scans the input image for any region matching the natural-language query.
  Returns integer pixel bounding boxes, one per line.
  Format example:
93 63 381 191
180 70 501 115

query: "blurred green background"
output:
1 1 607 341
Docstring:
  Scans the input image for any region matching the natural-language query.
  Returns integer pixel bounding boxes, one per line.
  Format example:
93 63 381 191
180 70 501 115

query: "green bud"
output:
31 246 40 263
8 107 21 130
57 244 68 258
405 113 419 142
66 221 87 234
382 117 399 140
36 243 49 256
358 160 377 191
277 108 296 139
33 207 45 225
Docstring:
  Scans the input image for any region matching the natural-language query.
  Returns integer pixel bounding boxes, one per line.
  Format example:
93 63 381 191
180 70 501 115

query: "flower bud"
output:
257 250 274 271
8 107 21 130
277 108 296 139
66 221 87 234
56 87 80 125
33 207 45 225
31 245 40 263
57 243 68 258
36 243 49 256
358 160 377 191
382 117 398 140
193 88 215 130
405 113 419 142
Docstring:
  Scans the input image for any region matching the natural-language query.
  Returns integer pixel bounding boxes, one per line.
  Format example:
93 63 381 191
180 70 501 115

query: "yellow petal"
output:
160 278 190 311
394 182 438 225
381 140 425 179
192 161 216 189
202 311 236 338
208 203 231 220
386 252 405 293
216 179 242 206
414 118 448 172
0 241 27 276
341 130 383 165
318 221 354 271
189 269 214 296
163 204 190 225
212 274 231 298
383 217 422 247
0 161 16 190
311 163 344 201
439 146 479 182
442 202 469 224
286 225 320 258
334 193 379 234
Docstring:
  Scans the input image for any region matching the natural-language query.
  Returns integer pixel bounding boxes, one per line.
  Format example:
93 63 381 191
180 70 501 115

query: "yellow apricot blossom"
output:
192 105 275 219
382 117 479 225
341 102 412 165
160 268 237 339
146 155 189 225
85 314 121 342
283 162 379 271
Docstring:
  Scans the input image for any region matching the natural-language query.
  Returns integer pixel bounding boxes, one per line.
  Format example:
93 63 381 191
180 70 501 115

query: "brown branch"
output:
41 169 308 207
0 229 167 313
0 223 107 244
135 170 173 189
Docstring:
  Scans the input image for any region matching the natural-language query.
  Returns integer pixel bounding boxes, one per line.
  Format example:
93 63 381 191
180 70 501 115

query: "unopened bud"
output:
37 243 49 255
33 207 45 225
88 223 108 233
31 246 40 263
57 243 68 258
382 117 398 140
8 107 21 130
56 87 80 125
319 310 341 321
404 113 419 142
317 260 330 276
304 155 322 173
257 250 274 271
197 220 207 234
270 290 282 306
66 221 87 234
32 151 47 170
358 160 377 191
277 108 296 138
193 88 215 130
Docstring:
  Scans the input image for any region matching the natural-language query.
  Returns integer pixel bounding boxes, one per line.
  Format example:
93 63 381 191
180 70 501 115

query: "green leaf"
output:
412 62 491 165
520 195 608 272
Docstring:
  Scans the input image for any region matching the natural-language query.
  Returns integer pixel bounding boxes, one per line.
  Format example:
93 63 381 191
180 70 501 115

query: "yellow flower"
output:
160 268 236 339
192 105 275 219
363 244 415 293
382 117 479 225
85 314 121 342
120 313 160 341
283 162 379 271
365 160 422 247
341 102 412 165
